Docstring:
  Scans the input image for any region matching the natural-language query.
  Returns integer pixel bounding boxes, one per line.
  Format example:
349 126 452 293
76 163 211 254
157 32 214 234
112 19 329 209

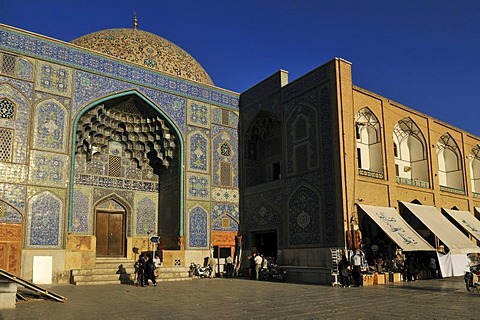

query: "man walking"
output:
352 250 362 287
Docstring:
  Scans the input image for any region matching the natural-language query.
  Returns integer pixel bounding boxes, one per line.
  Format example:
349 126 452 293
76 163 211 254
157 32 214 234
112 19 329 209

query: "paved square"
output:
0 277 478 319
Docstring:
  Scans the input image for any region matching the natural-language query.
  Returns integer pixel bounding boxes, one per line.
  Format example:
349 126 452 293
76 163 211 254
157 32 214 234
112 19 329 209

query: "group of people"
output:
135 253 161 287
338 248 440 287
248 252 268 280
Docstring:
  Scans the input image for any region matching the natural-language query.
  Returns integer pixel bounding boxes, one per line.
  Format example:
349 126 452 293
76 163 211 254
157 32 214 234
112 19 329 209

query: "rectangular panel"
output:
401 202 480 254
108 213 123 256
32 256 52 284
96 213 109 256
358 204 434 251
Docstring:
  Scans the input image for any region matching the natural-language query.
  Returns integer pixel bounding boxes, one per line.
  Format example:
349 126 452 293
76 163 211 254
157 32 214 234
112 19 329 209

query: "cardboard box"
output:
375 273 385 285
362 274 374 286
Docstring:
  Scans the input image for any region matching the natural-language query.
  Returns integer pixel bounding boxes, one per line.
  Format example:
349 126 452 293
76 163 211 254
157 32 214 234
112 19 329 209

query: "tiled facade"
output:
0 24 239 280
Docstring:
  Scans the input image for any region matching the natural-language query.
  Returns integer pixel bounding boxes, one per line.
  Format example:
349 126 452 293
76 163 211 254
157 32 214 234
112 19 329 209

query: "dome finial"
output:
133 11 138 30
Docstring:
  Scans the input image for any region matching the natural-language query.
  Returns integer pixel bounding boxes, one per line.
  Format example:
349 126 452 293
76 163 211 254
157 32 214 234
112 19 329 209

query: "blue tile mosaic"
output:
188 128 209 172
0 26 239 109
212 126 238 188
288 185 321 245
71 189 89 233
188 206 208 247
33 99 68 151
136 196 156 235
27 191 63 247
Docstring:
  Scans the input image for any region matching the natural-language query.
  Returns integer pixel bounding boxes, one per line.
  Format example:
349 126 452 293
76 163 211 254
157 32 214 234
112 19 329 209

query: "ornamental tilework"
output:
211 187 239 204
27 191 63 247
186 172 210 200
28 150 68 187
33 99 68 152
245 202 281 231
35 61 73 97
288 185 321 245
135 195 157 235
0 182 26 223
0 201 22 223
0 83 30 164
71 189 90 233
188 205 208 248
211 202 239 232
0 76 34 99
187 100 210 128
0 163 27 183
285 102 319 175
0 27 239 109
229 111 239 129
73 71 187 136
18 57 34 81
187 127 209 172
319 86 337 245
212 126 238 188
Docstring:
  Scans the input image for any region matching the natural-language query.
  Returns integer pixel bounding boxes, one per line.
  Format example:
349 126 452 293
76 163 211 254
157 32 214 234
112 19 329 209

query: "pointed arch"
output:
437 133 464 192
27 191 63 248
355 107 383 177
244 110 282 186
393 118 429 188
470 145 480 195
69 90 185 242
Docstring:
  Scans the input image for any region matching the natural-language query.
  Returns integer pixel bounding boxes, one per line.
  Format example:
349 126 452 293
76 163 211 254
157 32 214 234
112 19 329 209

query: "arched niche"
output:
355 107 383 176
437 133 464 191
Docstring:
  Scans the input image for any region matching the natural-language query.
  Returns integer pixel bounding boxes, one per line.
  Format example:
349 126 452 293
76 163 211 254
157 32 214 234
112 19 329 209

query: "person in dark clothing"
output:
144 254 157 286
338 255 351 287
136 253 146 287
249 252 256 280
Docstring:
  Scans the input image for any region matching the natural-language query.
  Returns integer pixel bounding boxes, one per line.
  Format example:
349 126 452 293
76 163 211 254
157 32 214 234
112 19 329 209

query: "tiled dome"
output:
71 28 213 85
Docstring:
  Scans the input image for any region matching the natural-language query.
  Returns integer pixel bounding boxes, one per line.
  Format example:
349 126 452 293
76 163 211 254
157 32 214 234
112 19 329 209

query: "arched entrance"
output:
69 90 184 257
94 198 127 256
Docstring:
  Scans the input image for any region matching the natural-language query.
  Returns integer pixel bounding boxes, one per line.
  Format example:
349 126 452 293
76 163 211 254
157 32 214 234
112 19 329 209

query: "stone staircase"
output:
70 257 192 285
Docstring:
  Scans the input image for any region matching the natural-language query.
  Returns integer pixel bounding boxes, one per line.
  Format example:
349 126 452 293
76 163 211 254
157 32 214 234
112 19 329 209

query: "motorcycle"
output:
260 260 287 282
464 254 480 292
189 262 212 278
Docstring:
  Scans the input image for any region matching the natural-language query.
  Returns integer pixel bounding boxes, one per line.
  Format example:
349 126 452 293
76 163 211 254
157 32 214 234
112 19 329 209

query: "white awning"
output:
443 208 480 242
400 202 480 254
357 204 434 251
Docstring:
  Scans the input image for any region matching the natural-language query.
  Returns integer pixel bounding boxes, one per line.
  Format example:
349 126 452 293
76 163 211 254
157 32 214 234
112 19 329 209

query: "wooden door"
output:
0 223 22 275
96 211 125 256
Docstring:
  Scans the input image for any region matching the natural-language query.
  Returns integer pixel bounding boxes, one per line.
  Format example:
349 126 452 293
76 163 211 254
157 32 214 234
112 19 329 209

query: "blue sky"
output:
2 1 480 136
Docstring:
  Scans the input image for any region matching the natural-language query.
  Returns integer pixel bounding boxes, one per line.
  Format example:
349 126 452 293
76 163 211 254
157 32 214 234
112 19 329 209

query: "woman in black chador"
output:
144 254 157 286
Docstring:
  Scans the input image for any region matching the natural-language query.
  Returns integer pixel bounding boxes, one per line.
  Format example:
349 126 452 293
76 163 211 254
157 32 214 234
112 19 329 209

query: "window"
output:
1 54 16 76
393 143 398 157
357 148 362 169
395 164 399 176
221 109 230 126
0 128 13 162
0 99 15 119
356 124 361 140
108 155 121 177
220 162 231 186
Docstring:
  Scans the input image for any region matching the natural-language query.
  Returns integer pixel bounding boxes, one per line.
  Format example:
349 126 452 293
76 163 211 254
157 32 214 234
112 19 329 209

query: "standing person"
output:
248 252 256 280
338 255 351 287
254 252 263 280
234 233 243 275
352 250 362 287
429 256 437 279
153 254 161 278
225 255 234 278
144 254 157 286
136 253 146 287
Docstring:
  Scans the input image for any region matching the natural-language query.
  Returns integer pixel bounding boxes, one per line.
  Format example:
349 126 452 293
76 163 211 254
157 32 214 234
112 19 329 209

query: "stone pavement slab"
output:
0 277 478 320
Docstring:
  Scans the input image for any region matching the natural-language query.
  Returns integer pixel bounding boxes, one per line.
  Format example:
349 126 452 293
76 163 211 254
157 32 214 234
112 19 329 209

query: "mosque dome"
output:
71 28 213 85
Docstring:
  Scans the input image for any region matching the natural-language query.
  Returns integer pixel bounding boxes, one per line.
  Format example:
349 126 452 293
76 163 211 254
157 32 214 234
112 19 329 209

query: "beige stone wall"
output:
343 86 480 226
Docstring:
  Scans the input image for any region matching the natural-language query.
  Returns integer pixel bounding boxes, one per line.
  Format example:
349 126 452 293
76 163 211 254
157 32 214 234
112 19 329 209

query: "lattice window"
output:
221 109 230 125
108 155 121 177
295 144 308 173
222 217 230 228
0 128 13 162
1 53 16 76
220 161 232 186
0 99 15 119
220 142 231 157
294 118 307 141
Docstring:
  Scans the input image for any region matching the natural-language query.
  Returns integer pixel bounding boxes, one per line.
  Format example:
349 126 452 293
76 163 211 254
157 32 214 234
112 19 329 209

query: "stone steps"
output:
70 257 191 285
